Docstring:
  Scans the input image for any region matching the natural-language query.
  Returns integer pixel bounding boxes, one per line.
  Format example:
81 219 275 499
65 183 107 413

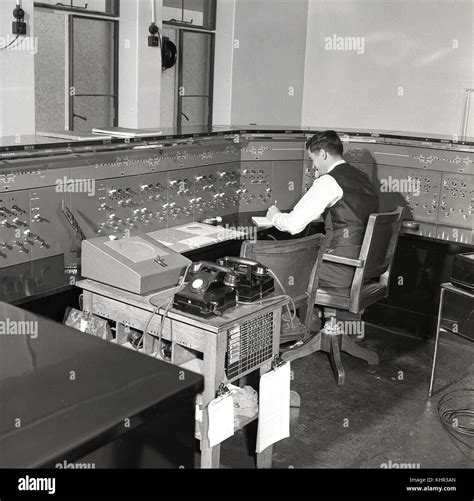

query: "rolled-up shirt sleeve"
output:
271 174 343 235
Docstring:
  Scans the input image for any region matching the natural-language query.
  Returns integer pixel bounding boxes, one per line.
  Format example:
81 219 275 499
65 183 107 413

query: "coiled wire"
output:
437 388 474 450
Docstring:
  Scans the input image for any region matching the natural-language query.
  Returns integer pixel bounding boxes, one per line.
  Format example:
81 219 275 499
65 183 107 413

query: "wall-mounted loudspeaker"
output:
162 37 177 70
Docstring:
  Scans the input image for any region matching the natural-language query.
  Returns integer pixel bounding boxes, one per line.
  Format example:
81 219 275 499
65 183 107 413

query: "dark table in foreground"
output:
0 302 203 468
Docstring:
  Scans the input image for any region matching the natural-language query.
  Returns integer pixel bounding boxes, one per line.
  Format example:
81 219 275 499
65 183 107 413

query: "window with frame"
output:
161 0 216 129
34 1 118 132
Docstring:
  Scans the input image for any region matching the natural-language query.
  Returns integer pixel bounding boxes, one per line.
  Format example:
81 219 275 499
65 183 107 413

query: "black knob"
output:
13 6 24 20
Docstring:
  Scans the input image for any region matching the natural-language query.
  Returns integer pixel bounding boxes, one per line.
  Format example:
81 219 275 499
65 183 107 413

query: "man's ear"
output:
320 148 327 160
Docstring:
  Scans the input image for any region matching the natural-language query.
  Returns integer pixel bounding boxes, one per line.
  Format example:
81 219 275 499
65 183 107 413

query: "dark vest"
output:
323 162 379 249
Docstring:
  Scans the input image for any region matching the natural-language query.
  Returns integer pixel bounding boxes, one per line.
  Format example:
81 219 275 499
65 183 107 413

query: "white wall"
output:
118 0 162 129
229 0 309 125
301 0 474 136
213 0 236 126
214 0 473 136
0 0 36 137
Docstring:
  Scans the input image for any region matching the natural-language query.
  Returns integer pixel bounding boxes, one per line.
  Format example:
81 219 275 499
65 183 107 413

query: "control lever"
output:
61 201 86 241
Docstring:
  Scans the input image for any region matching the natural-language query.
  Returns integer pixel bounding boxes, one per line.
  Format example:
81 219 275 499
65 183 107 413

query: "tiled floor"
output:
217 325 474 469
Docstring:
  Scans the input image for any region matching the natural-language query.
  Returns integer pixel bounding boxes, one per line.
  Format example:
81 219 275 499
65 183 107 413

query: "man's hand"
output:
266 204 281 223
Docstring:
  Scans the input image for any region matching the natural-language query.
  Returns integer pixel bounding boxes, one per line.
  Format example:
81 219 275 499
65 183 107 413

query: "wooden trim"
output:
322 254 364 267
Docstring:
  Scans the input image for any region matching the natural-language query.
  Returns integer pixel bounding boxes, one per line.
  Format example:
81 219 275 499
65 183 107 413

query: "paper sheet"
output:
252 216 273 227
154 240 173 248
207 394 234 447
256 362 291 453
180 223 222 236
147 224 247 252
180 235 217 248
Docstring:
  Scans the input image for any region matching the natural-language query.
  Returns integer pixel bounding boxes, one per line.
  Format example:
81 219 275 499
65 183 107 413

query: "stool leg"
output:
429 287 445 398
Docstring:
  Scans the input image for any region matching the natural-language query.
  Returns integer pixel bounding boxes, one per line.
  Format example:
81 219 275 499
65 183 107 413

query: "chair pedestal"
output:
282 329 379 390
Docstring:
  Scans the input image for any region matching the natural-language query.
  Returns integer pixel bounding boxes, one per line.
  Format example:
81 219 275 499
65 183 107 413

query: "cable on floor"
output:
437 388 474 451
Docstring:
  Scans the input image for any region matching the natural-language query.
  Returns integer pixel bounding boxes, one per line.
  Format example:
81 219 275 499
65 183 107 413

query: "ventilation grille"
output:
226 311 274 381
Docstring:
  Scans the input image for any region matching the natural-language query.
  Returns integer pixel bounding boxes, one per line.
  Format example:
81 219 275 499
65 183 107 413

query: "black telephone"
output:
217 256 274 302
173 261 240 317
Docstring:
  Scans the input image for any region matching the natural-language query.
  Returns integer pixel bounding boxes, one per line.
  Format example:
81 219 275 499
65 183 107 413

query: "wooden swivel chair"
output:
282 207 404 386
240 233 328 347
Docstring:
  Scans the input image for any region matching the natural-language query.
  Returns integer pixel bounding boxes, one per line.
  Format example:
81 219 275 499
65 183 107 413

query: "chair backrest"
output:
241 233 327 330
350 207 403 309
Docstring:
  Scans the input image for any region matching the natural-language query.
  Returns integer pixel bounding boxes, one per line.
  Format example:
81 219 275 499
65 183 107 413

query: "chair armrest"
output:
322 253 365 267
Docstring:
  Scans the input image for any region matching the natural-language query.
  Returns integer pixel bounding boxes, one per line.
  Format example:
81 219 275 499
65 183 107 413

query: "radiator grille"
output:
226 311 274 381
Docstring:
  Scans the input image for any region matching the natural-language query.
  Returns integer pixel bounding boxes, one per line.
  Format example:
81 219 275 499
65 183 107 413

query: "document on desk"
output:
256 362 290 453
179 235 217 249
207 394 234 447
252 216 273 228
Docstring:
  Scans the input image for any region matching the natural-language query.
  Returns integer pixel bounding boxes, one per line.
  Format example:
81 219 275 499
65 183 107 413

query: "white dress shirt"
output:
271 160 345 235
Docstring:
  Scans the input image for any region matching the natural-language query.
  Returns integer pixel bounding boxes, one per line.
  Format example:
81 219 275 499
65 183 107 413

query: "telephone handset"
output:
217 256 274 302
173 260 239 317
188 261 240 288
173 256 275 316
217 256 269 278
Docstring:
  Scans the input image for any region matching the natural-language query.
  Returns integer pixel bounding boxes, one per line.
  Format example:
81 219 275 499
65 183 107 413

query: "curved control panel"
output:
0 128 472 270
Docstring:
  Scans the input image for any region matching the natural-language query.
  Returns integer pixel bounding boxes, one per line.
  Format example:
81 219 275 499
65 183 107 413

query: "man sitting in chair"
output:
266 130 379 290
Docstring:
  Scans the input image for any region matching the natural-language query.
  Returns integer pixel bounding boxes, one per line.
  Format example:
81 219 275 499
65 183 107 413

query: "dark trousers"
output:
318 246 361 289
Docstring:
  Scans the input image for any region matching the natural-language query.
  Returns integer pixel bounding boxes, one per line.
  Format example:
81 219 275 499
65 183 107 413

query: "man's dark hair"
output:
305 130 343 156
